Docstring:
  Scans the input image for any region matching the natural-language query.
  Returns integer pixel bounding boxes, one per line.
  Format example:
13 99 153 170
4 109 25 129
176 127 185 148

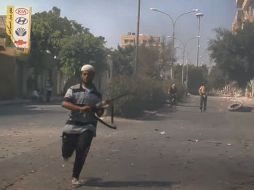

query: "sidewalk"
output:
0 98 31 106
0 96 62 106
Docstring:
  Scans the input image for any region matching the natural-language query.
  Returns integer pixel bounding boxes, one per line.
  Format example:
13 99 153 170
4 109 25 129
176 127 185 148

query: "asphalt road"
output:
0 96 254 190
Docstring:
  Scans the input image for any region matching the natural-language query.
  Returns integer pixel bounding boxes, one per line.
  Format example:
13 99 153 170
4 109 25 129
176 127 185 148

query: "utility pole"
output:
135 0 141 75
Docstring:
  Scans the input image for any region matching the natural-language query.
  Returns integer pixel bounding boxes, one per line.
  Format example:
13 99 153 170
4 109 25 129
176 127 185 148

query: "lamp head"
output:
150 8 158 11
196 12 204 17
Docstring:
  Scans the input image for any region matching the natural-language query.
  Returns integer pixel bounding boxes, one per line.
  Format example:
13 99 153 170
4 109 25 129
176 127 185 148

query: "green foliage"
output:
158 37 174 79
209 23 254 87
139 45 161 79
59 34 107 77
111 46 135 76
108 38 183 117
172 64 183 83
29 7 107 78
160 37 173 66
109 76 167 118
111 37 174 80
187 65 208 95
208 65 228 89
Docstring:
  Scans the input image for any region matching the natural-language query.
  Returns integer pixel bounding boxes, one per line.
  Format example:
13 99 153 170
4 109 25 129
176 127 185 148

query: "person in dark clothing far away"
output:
45 80 53 102
168 83 177 106
61 64 109 186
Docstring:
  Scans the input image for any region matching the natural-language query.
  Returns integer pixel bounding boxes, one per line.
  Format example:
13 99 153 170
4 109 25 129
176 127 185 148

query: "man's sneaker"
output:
72 178 85 186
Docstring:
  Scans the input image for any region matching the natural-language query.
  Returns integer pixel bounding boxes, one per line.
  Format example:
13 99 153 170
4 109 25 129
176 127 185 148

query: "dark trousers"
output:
46 90 52 102
200 95 207 111
62 130 93 179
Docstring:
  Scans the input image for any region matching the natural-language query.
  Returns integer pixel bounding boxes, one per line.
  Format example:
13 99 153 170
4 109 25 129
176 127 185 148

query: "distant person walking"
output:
45 80 53 102
61 64 107 186
199 82 208 112
168 83 177 106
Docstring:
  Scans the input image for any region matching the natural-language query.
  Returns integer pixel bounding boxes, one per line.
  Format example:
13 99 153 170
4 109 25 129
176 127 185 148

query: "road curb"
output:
0 99 31 106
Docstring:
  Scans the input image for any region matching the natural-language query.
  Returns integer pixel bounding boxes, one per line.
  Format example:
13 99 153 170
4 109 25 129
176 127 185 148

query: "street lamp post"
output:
150 8 199 80
196 12 204 67
182 37 199 84
168 36 198 85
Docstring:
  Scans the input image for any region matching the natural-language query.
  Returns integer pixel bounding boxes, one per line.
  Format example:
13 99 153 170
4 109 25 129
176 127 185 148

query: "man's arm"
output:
198 87 202 95
62 87 92 113
168 88 171 94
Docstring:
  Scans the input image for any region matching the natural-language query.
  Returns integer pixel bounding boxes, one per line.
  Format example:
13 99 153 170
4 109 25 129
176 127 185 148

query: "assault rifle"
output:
92 92 130 129
95 92 130 109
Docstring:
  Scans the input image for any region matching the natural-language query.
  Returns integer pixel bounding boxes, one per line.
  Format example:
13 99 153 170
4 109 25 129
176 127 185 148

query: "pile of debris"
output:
219 81 243 97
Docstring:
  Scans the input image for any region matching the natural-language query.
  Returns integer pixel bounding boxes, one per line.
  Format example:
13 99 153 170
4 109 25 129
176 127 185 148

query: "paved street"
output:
0 96 254 190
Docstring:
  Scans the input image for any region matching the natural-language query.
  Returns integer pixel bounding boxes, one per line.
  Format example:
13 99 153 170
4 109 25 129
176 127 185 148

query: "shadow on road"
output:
82 177 179 188
136 105 175 121
176 104 199 108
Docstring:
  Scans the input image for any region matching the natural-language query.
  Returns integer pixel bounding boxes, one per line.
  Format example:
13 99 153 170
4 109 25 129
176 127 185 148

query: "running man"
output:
61 64 106 186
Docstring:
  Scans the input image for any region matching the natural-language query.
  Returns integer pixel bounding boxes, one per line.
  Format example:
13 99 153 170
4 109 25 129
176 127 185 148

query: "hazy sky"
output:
1 0 236 65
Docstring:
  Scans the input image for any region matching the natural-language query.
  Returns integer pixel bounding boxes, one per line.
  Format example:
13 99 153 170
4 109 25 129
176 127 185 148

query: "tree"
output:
208 23 254 87
29 7 107 79
108 42 169 117
59 34 107 77
159 37 174 80
138 44 160 79
188 65 208 94
208 65 227 89
110 46 135 76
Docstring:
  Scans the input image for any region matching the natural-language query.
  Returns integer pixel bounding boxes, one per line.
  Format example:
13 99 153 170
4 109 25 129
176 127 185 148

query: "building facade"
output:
0 16 6 50
232 0 254 32
120 32 160 48
0 15 54 100
1 15 107 100
0 15 19 99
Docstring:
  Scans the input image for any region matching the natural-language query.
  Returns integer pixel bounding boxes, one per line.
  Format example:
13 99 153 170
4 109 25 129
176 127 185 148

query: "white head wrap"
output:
80 64 95 72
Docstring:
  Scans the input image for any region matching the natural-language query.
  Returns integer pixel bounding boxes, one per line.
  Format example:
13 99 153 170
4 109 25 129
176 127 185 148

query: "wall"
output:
0 52 17 99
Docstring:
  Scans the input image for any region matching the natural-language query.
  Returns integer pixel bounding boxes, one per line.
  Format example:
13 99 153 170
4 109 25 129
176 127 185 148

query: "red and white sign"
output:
12 6 32 49
15 8 29 15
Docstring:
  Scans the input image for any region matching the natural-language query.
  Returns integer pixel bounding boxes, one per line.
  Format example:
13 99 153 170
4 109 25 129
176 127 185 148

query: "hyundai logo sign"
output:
15 17 28 25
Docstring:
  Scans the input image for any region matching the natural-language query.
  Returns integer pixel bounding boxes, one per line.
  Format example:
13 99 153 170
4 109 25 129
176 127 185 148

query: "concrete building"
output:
0 16 6 50
120 32 160 48
232 0 254 32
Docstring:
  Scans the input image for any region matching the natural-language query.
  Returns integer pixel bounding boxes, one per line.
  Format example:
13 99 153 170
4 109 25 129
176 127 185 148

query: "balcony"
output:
243 0 253 10
233 9 244 23
237 9 244 19
236 0 245 8
232 9 244 32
